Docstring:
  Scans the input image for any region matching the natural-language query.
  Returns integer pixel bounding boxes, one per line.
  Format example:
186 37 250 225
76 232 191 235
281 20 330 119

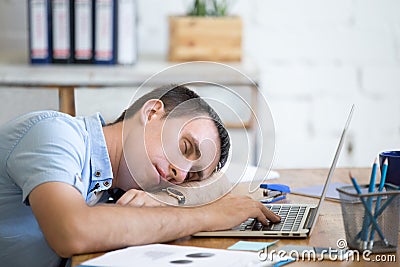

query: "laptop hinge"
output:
305 208 317 229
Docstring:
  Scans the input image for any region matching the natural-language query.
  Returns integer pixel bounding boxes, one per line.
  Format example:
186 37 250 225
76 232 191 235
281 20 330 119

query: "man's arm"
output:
29 182 279 258
116 173 232 207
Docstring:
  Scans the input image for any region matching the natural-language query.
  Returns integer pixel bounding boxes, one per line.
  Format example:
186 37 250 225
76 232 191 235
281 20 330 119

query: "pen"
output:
272 258 295 267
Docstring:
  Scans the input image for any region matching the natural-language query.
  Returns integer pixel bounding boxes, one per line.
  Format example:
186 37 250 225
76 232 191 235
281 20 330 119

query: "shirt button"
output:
95 171 101 177
103 181 110 187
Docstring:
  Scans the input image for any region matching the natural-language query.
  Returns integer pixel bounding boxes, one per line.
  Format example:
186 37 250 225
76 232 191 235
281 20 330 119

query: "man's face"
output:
118 111 221 192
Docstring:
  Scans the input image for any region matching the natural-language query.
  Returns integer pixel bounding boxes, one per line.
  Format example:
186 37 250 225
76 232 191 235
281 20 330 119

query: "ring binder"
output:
94 0 117 64
73 0 94 63
51 0 74 63
28 0 52 64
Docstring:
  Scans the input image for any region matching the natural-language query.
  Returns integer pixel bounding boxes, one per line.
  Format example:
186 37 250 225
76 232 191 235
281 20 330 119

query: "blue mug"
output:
379 151 400 186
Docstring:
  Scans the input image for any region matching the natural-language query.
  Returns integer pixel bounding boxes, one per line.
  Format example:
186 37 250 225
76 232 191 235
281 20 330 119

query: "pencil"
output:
368 157 378 193
349 173 388 247
369 158 388 248
356 158 376 249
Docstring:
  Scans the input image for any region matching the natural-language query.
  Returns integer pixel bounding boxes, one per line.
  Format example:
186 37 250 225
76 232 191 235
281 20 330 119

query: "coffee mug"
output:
379 151 400 186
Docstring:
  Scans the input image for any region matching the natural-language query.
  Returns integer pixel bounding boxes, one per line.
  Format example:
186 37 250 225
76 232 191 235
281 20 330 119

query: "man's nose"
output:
169 163 191 184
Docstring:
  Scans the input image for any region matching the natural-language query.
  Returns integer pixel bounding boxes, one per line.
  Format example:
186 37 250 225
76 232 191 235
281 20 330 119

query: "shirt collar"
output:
84 113 113 182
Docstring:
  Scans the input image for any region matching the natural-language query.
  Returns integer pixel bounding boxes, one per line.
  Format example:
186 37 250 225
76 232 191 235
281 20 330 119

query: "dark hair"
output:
111 84 230 172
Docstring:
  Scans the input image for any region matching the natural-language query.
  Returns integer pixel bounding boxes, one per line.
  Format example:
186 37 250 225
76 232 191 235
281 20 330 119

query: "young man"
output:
0 85 280 267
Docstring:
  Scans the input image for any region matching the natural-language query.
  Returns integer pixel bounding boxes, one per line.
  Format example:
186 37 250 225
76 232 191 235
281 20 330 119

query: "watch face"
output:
164 187 186 205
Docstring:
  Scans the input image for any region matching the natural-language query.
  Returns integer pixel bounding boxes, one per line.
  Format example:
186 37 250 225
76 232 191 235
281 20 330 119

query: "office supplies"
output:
352 184 398 242
194 105 354 238
73 0 94 63
117 0 138 65
260 184 290 204
227 240 278 251
368 158 378 192
349 176 387 244
271 258 295 267
338 179 400 253
260 184 290 193
28 0 52 64
369 158 388 248
261 194 286 204
94 0 117 64
360 158 378 249
51 0 73 63
349 177 388 247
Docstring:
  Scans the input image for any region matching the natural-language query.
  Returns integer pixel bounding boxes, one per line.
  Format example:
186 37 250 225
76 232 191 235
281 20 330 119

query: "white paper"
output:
223 163 280 184
81 244 287 267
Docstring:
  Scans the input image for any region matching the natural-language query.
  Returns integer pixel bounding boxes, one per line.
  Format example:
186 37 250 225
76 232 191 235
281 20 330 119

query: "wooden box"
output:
168 16 242 62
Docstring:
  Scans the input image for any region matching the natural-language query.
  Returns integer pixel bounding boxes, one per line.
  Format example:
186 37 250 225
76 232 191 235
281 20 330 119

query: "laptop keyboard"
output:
238 205 307 232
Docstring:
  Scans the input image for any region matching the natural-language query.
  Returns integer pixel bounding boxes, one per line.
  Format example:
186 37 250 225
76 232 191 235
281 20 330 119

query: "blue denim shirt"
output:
0 111 113 267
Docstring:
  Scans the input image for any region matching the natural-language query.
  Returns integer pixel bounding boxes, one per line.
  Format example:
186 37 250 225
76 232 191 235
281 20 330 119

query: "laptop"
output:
194 105 354 238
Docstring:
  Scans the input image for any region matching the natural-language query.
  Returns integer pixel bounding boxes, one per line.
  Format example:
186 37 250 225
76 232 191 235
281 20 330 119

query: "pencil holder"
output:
337 184 400 253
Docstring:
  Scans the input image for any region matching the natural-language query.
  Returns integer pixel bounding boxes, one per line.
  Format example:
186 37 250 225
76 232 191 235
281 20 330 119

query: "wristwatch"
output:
162 187 186 205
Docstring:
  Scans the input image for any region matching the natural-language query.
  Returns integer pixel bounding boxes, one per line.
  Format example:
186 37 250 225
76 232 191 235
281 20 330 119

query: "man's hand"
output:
116 189 166 207
199 194 281 232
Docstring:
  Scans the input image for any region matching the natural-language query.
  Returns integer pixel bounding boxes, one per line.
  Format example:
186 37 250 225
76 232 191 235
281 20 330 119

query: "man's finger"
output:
116 190 137 206
259 203 281 223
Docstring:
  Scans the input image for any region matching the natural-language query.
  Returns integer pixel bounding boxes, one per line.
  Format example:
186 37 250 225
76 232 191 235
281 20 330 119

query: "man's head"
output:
111 85 230 191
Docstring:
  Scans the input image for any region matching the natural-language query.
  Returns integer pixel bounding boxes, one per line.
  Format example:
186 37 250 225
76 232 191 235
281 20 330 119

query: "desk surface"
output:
73 167 399 266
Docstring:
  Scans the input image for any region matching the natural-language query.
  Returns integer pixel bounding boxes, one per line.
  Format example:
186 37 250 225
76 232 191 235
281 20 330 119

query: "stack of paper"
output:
78 244 293 267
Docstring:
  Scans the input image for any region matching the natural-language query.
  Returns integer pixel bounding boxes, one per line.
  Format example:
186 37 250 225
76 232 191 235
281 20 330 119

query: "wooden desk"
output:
72 168 399 266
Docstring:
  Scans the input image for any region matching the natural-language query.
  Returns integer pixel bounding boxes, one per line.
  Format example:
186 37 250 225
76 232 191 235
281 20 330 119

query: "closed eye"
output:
185 172 198 182
185 170 204 182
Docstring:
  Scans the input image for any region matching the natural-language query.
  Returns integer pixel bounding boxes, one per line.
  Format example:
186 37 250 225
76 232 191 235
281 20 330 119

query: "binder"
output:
51 0 73 63
28 0 52 64
73 0 94 63
94 0 117 64
117 0 137 65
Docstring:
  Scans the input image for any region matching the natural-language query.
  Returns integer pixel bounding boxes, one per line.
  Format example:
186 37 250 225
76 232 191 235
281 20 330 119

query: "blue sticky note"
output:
227 240 279 251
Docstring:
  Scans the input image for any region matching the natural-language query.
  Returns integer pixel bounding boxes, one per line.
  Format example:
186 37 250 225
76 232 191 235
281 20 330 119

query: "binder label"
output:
52 0 71 59
31 0 49 58
75 0 93 59
95 0 114 61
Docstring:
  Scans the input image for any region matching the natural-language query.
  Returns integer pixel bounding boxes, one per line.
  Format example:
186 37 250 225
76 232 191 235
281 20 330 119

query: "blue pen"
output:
349 175 388 246
369 158 388 248
273 258 295 267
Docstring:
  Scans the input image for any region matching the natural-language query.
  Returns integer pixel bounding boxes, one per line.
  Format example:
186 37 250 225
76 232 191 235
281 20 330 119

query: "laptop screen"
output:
308 105 354 235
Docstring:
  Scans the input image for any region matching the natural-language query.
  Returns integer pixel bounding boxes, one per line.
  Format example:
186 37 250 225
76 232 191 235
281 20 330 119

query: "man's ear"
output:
139 99 165 125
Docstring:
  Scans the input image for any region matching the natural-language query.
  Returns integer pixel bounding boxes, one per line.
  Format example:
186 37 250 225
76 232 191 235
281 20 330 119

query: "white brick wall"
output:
0 0 399 169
